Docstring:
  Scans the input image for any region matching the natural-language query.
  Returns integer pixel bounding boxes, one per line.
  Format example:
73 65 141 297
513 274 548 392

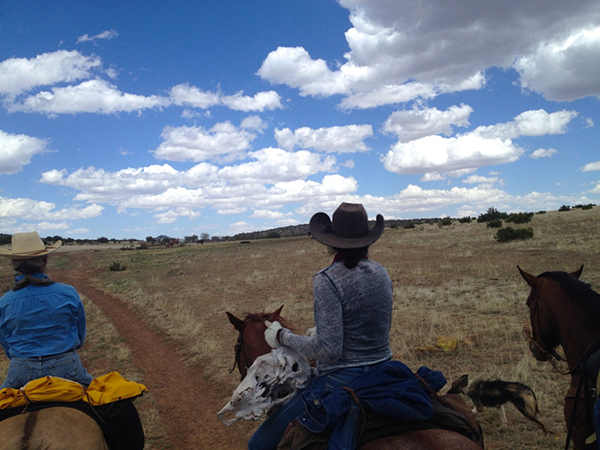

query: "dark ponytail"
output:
334 246 368 269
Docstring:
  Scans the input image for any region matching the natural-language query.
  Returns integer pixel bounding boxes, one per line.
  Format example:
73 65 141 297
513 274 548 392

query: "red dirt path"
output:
52 252 248 450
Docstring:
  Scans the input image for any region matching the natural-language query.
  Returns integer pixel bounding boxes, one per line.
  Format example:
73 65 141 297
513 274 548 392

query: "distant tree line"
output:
0 234 129 246
0 204 594 247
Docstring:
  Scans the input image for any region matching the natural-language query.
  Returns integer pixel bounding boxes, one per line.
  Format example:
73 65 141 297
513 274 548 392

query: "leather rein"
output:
229 318 256 378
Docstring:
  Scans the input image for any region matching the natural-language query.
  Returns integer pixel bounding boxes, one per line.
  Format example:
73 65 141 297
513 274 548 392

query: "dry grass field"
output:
1 206 599 449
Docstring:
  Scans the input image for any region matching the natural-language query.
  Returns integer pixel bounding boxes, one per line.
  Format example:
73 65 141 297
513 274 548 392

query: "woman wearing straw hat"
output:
248 203 393 450
0 231 93 389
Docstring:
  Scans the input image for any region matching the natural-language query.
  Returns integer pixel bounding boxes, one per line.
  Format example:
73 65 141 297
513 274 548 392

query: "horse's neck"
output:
551 280 600 367
557 309 600 371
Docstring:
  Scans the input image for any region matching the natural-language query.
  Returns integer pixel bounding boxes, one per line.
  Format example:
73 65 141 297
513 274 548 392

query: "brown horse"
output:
226 306 483 450
227 305 290 380
0 407 108 450
519 265 600 450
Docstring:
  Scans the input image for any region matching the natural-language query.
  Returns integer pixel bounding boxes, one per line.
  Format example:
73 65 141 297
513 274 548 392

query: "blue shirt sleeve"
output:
76 294 87 349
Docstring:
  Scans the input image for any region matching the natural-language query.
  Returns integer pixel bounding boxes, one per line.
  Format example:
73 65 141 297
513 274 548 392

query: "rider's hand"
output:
305 326 317 337
264 320 283 348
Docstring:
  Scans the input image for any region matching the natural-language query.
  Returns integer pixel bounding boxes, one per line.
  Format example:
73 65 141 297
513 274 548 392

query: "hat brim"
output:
0 241 62 260
309 213 384 249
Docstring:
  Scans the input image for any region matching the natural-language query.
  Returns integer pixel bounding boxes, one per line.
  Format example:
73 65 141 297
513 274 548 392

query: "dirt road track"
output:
53 252 248 450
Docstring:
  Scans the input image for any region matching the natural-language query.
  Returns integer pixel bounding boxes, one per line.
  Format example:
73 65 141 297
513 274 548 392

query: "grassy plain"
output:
1 206 599 449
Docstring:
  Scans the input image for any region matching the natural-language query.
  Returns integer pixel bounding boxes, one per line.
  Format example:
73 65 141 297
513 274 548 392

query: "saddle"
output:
278 393 484 450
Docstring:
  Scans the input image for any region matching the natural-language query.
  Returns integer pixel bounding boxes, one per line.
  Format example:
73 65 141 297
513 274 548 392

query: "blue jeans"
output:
1 350 93 389
248 365 374 450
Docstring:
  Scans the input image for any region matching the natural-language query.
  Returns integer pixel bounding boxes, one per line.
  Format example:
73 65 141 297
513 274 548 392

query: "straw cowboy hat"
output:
309 202 384 249
0 231 62 260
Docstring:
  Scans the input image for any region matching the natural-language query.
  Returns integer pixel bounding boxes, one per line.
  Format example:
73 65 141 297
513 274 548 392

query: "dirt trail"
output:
52 252 247 450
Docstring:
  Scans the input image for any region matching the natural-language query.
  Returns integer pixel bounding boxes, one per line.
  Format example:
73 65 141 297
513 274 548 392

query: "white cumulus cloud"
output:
275 125 373 153
580 161 600 172
258 1 600 108
382 104 473 142
0 50 102 98
153 122 258 163
9 79 170 115
383 134 522 175
383 109 578 175
0 129 49 175
0 196 103 221
169 83 282 112
531 148 558 159
514 27 600 101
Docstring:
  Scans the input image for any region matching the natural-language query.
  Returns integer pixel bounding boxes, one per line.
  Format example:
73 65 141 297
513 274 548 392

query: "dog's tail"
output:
507 384 548 434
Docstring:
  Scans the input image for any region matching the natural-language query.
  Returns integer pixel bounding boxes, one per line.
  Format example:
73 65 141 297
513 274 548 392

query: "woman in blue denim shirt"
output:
0 231 93 389
249 203 394 450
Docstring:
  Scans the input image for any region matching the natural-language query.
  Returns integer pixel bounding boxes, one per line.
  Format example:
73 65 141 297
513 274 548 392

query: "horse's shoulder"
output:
0 407 108 450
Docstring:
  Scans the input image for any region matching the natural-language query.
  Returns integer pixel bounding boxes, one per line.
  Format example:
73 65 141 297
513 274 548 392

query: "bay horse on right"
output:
519 265 600 450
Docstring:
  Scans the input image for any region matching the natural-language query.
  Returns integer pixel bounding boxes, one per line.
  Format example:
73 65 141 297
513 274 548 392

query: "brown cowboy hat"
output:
0 231 62 260
309 202 384 249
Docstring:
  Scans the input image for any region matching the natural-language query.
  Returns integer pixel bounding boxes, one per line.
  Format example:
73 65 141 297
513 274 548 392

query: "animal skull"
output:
217 346 312 425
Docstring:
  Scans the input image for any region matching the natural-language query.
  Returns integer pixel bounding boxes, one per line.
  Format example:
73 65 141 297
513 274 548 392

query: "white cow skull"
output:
217 346 312 425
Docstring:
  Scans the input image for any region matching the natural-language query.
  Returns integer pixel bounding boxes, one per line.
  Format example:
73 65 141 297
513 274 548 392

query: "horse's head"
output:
518 265 583 362
226 305 288 380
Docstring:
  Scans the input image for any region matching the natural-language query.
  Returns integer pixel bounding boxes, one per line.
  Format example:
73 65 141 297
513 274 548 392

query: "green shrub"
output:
403 222 415 229
559 205 571 212
575 203 595 210
506 212 534 224
440 217 453 226
487 219 503 228
458 217 472 223
477 207 508 223
109 261 127 272
495 227 534 243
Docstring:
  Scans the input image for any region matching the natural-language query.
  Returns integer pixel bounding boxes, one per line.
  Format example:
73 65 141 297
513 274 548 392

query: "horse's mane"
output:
538 271 600 306
243 311 292 329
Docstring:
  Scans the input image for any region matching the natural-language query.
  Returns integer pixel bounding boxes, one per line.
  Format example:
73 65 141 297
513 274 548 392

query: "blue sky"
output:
1 0 599 240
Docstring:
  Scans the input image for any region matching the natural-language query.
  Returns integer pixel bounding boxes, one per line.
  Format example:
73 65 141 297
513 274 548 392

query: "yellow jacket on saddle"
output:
0 371 147 410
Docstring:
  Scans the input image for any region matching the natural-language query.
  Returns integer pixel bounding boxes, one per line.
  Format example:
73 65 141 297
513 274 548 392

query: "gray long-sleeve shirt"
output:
279 259 393 375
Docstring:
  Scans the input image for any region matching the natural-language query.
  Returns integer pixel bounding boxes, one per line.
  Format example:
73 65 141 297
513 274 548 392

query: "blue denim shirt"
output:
297 361 445 450
0 274 87 359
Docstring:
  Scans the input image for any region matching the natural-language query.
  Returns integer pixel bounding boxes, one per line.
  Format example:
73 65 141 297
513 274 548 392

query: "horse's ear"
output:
518 266 538 287
226 311 245 331
272 305 284 318
571 265 584 279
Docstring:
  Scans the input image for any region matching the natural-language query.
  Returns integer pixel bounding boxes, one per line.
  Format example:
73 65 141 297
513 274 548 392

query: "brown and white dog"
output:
449 374 548 433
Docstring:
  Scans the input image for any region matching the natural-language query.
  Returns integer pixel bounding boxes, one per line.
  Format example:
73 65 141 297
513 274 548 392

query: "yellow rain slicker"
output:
0 372 147 410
